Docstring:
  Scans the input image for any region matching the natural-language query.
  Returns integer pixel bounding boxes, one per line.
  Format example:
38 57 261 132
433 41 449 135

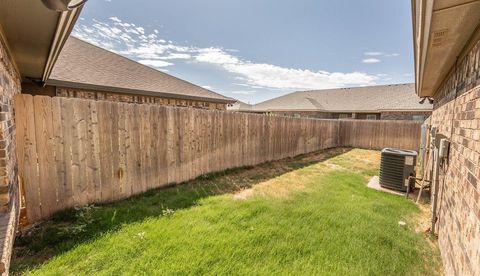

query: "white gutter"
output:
42 6 83 82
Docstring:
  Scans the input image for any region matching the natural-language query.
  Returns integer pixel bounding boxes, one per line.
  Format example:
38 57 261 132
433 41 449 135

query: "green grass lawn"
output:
12 148 441 275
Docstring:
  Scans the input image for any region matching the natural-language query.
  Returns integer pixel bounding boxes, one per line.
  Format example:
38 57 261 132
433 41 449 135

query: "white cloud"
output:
362 58 381 64
231 91 257 95
386 53 400 57
233 83 267 89
364 51 400 59
195 49 377 90
201 85 212 90
364 52 383 56
196 48 240 64
109 16 121 23
73 17 379 91
160 53 191 60
138 60 173 68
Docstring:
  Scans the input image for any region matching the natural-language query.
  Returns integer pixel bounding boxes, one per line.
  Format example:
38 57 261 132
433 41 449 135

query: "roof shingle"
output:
253 84 432 112
49 37 233 103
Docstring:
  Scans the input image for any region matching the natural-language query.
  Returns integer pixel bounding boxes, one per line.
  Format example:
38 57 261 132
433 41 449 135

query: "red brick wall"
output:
54 87 227 110
380 111 431 121
429 35 480 275
267 110 430 121
267 111 335 119
0 30 21 274
0 33 20 212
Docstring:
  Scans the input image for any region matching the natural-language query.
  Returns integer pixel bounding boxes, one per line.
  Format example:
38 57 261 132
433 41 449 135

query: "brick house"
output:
0 0 84 272
412 0 480 275
23 37 235 110
231 83 432 121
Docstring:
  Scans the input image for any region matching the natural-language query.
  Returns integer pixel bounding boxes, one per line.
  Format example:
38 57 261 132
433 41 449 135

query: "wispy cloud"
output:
362 51 399 63
362 58 381 64
73 17 378 90
364 52 383 56
231 91 257 95
138 60 173 67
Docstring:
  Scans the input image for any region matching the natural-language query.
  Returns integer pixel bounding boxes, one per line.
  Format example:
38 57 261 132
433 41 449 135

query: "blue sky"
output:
74 0 414 104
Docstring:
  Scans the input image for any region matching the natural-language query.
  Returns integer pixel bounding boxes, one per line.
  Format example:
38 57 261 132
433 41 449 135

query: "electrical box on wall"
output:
439 138 450 159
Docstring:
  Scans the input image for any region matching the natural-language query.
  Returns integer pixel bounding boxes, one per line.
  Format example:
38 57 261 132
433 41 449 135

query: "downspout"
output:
430 140 439 235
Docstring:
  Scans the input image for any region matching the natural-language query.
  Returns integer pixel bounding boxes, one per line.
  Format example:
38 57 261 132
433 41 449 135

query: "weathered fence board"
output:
14 95 421 223
339 119 421 151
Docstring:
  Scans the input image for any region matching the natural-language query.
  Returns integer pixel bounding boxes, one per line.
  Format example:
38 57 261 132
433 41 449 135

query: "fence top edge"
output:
18 95 423 125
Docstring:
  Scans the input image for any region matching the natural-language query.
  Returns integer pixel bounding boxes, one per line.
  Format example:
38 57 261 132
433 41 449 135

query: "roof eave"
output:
42 7 84 82
413 0 480 97
0 0 84 82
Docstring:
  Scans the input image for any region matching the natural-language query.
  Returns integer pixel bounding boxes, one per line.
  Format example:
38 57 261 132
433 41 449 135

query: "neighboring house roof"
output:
227 101 253 112
253 84 432 112
48 37 234 103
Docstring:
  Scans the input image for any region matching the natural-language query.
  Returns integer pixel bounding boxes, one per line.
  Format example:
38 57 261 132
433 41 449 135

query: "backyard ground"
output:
12 148 442 275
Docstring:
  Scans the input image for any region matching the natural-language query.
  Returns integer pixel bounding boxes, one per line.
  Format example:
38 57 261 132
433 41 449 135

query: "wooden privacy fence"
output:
14 95 421 223
339 119 422 151
15 95 340 222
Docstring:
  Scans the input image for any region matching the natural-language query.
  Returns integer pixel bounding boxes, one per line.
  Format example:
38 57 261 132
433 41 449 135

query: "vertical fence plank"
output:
33 96 56 219
51 97 66 212
61 98 75 208
149 105 160 187
97 101 113 202
131 104 142 195
117 103 128 199
86 100 102 202
14 94 41 222
166 108 175 184
158 106 168 187
124 104 134 197
72 99 89 205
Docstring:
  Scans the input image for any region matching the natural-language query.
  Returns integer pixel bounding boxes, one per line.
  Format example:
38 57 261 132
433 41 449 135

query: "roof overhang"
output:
412 0 480 97
0 0 83 83
49 80 236 104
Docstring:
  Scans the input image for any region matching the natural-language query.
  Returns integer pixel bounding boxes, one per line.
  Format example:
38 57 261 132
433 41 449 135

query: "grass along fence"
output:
14 95 421 223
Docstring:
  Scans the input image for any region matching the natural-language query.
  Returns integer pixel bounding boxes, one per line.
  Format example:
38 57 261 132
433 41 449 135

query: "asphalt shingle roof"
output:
253 84 432 112
49 37 233 103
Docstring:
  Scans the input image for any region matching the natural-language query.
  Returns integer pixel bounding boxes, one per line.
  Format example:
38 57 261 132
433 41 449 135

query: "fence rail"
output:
14 95 421 223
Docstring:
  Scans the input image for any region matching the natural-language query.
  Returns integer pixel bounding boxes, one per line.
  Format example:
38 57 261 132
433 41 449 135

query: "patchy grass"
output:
12 148 441 275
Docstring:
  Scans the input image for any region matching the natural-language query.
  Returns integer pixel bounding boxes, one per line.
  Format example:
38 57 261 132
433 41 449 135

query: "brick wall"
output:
266 110 430 121
0 33 20 212
380 111 431 121
267 111 335 119
429 34 480 275
0 30 21 274
53 87 227 110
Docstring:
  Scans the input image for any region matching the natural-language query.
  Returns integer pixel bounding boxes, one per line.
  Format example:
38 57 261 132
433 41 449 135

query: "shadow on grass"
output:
12 147 351 273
